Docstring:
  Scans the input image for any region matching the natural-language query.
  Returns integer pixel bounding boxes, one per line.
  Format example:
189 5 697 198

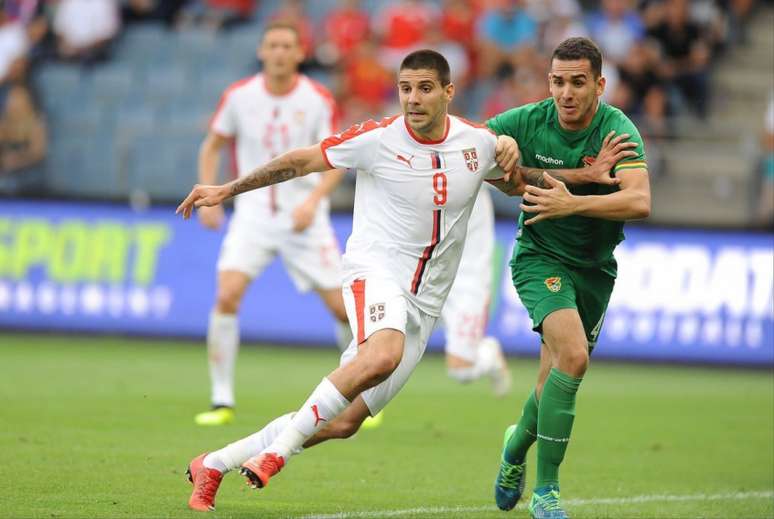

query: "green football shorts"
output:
510 249 616 352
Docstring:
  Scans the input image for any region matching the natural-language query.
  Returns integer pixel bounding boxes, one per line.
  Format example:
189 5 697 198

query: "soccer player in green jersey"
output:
487 37 651 519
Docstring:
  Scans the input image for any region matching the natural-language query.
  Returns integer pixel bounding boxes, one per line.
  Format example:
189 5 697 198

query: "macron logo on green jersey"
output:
535 153 564 166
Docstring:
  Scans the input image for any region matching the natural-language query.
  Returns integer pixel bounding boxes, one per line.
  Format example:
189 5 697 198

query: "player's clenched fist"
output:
494 135 520 174
176 184 231 219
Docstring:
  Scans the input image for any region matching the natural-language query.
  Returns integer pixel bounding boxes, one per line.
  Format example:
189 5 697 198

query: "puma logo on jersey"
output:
396 154 414 167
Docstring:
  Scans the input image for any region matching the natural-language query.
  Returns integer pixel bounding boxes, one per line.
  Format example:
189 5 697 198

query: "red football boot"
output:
186 453 224 512
239 453 285 489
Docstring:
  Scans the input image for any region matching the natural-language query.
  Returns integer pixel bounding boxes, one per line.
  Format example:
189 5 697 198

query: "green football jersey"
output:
487 98 647 276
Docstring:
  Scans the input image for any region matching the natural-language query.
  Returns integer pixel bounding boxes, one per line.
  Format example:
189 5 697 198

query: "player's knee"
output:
215 289 242 314
363 350 401 384
561 346 589 377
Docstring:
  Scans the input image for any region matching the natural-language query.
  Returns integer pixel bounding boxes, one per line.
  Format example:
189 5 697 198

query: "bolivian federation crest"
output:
462 147 478 172
544 277 562 293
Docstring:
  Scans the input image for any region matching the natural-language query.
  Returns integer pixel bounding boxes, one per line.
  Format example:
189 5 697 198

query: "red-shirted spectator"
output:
440 0 482 49
343 39 392 111
324 0 370 57
373 0 439 69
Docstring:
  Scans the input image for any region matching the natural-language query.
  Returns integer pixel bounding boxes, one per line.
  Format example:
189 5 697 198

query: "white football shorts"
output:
339 275 437 415
217 211 342 292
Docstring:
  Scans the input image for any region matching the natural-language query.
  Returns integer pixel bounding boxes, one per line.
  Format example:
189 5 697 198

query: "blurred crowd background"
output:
0 0 772 228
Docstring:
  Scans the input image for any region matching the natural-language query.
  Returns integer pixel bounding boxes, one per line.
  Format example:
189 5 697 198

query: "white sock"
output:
266 377 350 460
208 312 239 407
334 320 354 352
203 412 298 473
447 365 478 383
474 337 501 376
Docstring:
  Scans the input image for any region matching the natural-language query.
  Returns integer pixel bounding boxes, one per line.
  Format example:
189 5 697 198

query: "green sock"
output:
504 390 538 464
535 368 583 488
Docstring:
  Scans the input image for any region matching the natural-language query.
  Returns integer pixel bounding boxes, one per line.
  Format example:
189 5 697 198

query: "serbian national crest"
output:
544 277 562 293
369 303 385 322
462 147 478 172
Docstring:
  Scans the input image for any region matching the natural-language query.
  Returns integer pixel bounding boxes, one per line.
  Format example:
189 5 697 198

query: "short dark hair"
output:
552 37 603 78
262 21 301 44
399 49 451 86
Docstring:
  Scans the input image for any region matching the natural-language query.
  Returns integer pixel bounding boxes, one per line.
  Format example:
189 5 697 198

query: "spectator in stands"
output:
4 0 46 41
482 61 546 119
53 0 120 62
612 41 667 136
339 39 392 124
319 0 370 67
177 0 255 31
373 0 439 69
475 0 538 78
586 0 645 66
754 94 774 228
540 0 588 53
0 10 28 84
440 0 480 53
0 83 45 175
647 0 711 118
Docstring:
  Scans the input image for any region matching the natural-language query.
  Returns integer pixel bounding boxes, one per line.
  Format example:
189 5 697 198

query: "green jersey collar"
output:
547 98 605 143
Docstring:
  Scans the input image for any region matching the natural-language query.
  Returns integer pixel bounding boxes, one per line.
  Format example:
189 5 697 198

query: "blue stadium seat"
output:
89 64 135 102
143 68 189 100
46 137 123 198
126 133 199 201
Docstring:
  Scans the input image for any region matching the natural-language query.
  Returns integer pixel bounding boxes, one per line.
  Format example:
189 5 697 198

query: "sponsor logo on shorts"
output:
369 303 385 322
544 276 562 293
462 147 478 172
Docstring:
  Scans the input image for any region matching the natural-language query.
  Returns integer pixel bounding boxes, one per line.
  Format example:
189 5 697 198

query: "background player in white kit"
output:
177 50 522 511
442 186 511 396
194 22 352 426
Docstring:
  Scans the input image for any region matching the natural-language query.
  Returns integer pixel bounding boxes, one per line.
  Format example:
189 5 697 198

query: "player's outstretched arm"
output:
520 168 651 224
176 144 328 219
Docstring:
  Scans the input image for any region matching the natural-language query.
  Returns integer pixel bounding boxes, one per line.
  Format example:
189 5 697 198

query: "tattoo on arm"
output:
229 165 298 197
518 166 574 188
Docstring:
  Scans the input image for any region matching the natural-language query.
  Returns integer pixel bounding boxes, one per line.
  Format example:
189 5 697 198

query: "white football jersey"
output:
322 115 502 316
211 74 337 221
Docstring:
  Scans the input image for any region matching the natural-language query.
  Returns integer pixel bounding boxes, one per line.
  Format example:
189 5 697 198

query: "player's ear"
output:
445 82 455 102
596 75 606 98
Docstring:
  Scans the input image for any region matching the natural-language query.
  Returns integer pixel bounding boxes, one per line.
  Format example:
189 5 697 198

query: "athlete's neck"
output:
264 73 298 96
414 114 449 142
558 98 600 132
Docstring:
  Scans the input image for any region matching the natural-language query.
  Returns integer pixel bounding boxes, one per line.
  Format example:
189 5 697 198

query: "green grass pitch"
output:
1 332 772 518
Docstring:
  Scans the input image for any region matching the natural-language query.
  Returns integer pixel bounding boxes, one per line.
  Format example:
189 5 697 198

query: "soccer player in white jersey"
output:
178 49 521 511
193 22 352 427
442 186 511 396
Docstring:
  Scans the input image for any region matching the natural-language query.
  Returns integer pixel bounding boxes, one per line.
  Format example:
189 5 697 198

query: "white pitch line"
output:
301 490 774 519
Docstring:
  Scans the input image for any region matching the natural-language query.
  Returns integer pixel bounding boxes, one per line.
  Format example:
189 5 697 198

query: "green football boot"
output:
494 424 527 510
528 485 569 519
194 406 235 426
